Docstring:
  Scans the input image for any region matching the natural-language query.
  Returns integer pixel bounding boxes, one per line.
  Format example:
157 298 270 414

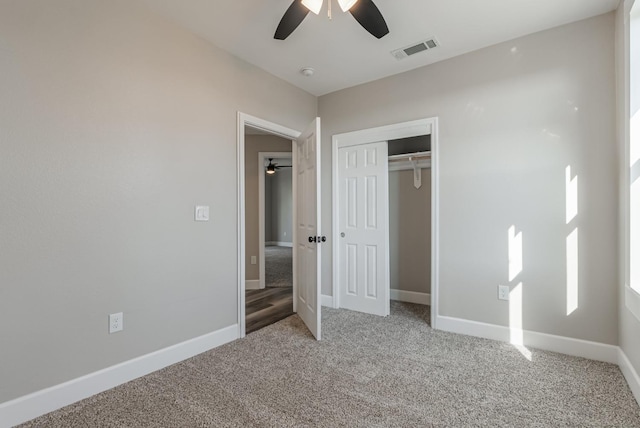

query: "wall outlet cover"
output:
498 285 510 301
109 312 124 333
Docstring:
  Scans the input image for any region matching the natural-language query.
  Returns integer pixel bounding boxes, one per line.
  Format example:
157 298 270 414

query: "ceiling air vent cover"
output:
391 38 439 60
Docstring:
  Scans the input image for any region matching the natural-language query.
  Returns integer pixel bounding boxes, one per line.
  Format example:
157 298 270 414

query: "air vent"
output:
391 38 439 60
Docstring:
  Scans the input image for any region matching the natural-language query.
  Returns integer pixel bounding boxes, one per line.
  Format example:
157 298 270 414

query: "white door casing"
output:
337 141 390 316
295 118 322 340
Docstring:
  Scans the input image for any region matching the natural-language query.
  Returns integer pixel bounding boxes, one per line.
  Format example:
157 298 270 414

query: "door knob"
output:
340 232 345 238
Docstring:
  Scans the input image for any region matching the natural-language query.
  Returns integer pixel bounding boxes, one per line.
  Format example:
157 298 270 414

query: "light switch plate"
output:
195 206 210 221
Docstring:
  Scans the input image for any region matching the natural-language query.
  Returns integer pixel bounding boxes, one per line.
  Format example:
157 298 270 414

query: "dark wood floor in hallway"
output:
245 287 293 334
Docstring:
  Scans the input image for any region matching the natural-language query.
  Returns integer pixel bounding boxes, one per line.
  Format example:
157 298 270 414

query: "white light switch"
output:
195 206 210 221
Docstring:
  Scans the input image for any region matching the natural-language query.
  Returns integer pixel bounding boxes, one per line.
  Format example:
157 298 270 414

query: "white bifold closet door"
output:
337 141 390 317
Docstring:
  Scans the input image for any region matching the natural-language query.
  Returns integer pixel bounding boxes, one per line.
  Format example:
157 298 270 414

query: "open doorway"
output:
237 113 322 340
244 137 293 334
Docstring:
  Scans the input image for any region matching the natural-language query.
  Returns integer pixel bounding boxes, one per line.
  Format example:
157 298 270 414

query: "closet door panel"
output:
338 142 389 316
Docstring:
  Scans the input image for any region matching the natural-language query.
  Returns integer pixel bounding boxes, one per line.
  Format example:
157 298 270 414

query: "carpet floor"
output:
265 246 292 288
20 302 640 427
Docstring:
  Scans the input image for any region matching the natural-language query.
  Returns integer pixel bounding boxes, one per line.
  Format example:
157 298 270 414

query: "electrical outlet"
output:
109 312 123 334
251 256 257 265
498 285 510 301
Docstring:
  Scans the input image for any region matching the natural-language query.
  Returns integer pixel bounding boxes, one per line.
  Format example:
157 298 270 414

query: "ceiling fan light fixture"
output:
266 164 276 174
301 0 323 15
337 0 357 12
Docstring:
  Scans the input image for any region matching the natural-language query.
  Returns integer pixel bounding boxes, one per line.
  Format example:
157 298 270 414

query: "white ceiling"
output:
140 0 619 96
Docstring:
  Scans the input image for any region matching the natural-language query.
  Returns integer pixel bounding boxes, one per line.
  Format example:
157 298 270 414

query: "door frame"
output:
331 117 440 328
237 112 300 338
258 151 293 290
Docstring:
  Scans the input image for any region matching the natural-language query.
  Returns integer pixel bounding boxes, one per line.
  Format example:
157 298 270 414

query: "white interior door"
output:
295 118 322 340
338 141 390 316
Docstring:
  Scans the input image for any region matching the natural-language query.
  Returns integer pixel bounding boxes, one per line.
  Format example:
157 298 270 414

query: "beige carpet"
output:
20 302 640 427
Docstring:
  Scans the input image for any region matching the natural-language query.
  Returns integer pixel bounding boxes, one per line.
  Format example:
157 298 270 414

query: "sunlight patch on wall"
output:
508 226 522 282
565 165 579 316
565 166 578 224
566 228 579 315
509 282 523 344
506 226 530 360
509 282 531 361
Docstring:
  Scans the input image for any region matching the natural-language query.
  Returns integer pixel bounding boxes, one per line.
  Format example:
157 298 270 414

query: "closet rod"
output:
388 153 431 162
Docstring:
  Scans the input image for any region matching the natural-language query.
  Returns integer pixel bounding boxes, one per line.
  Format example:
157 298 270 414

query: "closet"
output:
387 135 432 303
334 119 435 318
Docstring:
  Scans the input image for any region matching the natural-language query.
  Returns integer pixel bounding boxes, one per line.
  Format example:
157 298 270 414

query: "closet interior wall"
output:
388 136 432 296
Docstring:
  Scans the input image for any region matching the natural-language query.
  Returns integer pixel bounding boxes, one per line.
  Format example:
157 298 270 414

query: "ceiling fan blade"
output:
274 1 310 40
349 0 389 39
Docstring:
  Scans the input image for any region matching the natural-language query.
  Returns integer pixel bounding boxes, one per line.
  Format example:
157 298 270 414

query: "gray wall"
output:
0 0 315 403
244 137 292 281
319 14 618 345
268 167 293 244
389 169 431 294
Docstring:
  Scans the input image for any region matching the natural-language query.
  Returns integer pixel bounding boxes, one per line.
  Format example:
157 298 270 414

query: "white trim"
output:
436 315 618 364
321 294 336 308
390 289 431 305
0 325 238 427
237 113 300 339
265 241 293 247
258 151 293 290
619 348 640 406
331 131 339 310
430 119 440 329
331 117 439 326
333 119 432 149
245 280 261 290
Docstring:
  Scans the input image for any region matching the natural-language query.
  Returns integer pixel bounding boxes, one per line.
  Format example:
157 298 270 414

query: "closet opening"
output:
332 117 439 327
388 135 432 309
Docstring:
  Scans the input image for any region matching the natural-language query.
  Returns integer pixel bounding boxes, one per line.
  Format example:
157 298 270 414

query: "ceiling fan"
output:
274 0 389 41
266 158 292 175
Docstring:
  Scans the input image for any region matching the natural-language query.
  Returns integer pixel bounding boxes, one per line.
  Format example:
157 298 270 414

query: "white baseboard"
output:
265 241 293 247
0 325 238 428
390 289 430 305
321 294 335 308
619 349 640 406
436 315 618 364
245 280 261 290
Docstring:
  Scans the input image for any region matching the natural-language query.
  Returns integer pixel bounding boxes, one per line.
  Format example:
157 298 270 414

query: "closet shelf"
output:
388 151 431 162
388 151 431 172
